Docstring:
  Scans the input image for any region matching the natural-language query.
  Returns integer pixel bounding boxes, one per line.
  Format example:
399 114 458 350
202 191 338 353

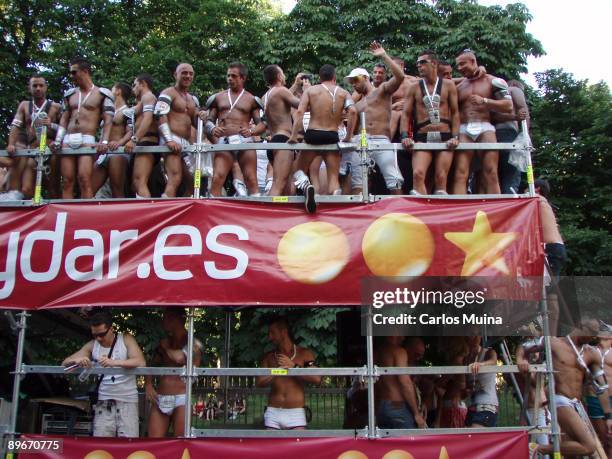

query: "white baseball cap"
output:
344 68 370 83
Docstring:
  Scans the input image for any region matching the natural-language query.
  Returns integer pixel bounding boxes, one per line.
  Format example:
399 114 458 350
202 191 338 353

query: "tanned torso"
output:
261 346 311 408
456 75 497 123
66 88 106 136
164 87 197 140
305 84 350 131
214 89 258 137
410 79 454 134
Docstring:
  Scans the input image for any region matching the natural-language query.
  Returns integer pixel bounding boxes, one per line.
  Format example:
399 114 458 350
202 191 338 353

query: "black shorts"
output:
304 129 339 146
413 132 452 143
268 134 290 163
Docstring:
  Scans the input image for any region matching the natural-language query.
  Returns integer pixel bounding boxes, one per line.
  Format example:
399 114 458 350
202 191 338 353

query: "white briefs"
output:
264 406 307 429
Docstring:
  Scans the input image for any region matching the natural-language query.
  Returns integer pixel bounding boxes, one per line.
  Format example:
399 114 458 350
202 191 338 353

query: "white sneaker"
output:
0 190 25 201
409 189 421 196
233 179 248 197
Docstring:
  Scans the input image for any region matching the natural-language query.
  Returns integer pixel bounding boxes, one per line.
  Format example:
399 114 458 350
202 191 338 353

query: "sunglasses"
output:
70 70 79 75
92 328 110 339
416 59 431 66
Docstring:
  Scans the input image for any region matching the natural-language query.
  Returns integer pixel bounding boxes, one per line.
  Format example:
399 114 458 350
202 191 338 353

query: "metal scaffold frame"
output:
1 119 560 457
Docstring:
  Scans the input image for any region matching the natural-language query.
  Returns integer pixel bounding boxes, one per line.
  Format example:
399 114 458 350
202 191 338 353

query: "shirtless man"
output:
5 75 61 200
288 64 356 213
493 80 529 194
256 317 321 430
92 82 132 198
585 331 612 456
351 63 387 103
54 57 114 199
401 50 460 195
154 63 199 197
126 74 159 198
521 322 612 457
346 42 405 195
146 308 202 437
535 179 566 335
204 62 264 197
260 65 301 196
454 50 513 194
437 61 453 80
374 336 426 429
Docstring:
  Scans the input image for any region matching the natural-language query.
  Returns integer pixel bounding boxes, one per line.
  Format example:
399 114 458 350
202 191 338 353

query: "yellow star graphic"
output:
444 211 518 276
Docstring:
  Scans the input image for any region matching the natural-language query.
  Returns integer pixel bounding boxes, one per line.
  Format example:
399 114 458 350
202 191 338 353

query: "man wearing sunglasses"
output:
62 310 145 437
454 49 513 194
344 42 405 195
400 50 460 195
53 57 115 199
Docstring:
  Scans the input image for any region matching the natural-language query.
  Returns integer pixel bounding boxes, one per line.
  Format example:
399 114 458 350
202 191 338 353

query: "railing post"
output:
194 119 203 199
365 305 377 438
8 311 29 436
522 120 536 197
32 126 47 205
184 308 195 437
359 112 369 203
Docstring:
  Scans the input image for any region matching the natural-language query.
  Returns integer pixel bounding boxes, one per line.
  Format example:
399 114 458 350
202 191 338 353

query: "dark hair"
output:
438 60 451 67
535 179 551 199
373 63 386 71
88 310 112 328
29 74 46 83
165 307 187 322
269 315 291 334
229 62 248 79
69 57 92 75
319 64 336 82
420 49 438 64
263 65 281 86
113 82 131 101
136 73 154 91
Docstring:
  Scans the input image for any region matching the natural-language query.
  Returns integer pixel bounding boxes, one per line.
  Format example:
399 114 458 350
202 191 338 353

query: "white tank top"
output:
92 333 138 402
469 347 499 406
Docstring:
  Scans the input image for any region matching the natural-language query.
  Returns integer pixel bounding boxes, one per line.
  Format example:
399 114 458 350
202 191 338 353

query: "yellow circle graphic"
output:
382 450 415 459
84 451 114 459
126 452 156 459
278 222 350 284
362 213 434 277
337 451 369 459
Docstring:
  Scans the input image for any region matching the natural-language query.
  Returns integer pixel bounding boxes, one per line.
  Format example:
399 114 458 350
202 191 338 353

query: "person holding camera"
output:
62 310 145 437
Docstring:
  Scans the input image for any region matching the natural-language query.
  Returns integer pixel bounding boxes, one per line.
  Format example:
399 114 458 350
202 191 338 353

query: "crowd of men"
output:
1 43 530 212
61 307 612 458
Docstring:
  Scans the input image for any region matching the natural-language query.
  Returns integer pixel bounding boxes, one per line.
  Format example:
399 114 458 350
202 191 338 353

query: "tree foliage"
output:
529 70 612 274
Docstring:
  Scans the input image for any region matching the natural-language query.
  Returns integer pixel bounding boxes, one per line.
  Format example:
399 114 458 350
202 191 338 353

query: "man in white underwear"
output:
202 62 264 197
256 317 321 429
154 63 200 197
53 57 114 199
146 308 202 437
62 309 145 437
345 42 405 195
521 320 612 457
454 49 513 194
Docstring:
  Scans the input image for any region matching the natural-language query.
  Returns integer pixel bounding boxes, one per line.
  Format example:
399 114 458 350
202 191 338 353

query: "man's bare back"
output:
264 85 300 138
304 84 351 132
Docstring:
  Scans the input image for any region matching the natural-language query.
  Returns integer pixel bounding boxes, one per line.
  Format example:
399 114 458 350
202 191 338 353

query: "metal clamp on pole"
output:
194 118 203 199
359 112 369 203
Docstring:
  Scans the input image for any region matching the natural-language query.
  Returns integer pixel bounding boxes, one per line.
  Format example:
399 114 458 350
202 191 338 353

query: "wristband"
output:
159 122 173 143
55 126 66 144
400 131 409 140
483 98 489 105
50 123 59 132
101 140 109 145
205 121 215 135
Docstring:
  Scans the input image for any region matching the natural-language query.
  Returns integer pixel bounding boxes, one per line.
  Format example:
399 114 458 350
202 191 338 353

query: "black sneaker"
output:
305 184 316 213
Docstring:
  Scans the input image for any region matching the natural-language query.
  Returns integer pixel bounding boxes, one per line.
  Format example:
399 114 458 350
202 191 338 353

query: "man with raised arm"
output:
53 57 114 199
256 317 321 430
146 308 202 437
345 42 405 195
126 74 159 198
374 335 427 429
520 321 612 457
260 65 301 196
203 62 263 197
154 63 199 197
453 50 513 194
288 64 356 213
62 309 145 437
92 82 132 198
4 75 61 200
401 50 460 195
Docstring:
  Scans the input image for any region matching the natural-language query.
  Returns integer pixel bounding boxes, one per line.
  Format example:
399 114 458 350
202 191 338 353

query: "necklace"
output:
275 343 297 361
75 85 95 125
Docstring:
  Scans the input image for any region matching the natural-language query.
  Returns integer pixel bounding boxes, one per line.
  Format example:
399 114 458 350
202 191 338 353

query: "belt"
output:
470 403 498 413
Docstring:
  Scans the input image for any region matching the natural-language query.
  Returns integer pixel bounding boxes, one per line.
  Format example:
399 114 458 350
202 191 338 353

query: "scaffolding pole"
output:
365 305 377 438
184 309 195 437
8 311 28 437
359 112 369 203
193 118 203 199
223 310 232 421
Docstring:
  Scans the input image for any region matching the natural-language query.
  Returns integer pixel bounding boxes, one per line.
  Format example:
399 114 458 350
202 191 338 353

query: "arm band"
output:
205 121 215 135
11 118 23 128
55 126 66 144
159 123 173 143
344 98 355 109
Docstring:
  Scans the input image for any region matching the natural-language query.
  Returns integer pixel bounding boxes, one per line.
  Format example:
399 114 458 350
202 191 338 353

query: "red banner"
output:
19 432 528 458
0 198 542 309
